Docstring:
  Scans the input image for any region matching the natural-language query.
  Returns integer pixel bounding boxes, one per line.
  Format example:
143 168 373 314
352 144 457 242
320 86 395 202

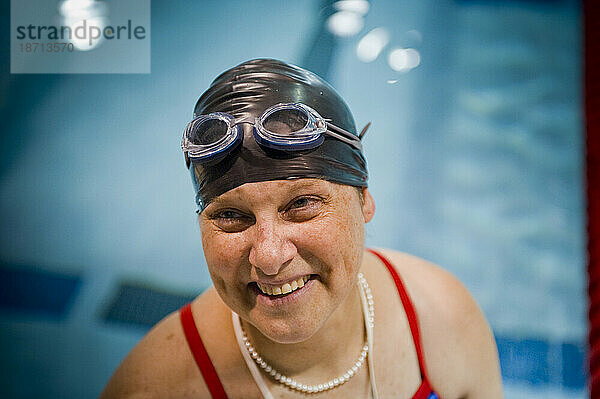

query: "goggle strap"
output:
359 122 371 140
326 122 361 140
233 117 255 127
325 124 363 151
326 122 363 150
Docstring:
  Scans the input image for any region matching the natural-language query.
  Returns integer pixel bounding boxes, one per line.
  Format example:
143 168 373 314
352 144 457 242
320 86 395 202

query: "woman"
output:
100 59 503 398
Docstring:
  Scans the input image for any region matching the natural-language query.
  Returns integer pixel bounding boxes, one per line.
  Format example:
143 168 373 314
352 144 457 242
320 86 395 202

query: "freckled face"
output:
199 179 370 343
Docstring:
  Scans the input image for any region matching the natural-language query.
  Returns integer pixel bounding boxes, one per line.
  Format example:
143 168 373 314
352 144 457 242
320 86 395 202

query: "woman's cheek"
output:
203 225 242 256
202 232 242 285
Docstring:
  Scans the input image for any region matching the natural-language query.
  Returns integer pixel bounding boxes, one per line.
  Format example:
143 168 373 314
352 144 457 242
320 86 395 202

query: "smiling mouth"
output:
254 275 314 297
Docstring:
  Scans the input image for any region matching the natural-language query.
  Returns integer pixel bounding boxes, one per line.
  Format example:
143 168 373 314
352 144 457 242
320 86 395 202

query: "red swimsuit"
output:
180 249 440 399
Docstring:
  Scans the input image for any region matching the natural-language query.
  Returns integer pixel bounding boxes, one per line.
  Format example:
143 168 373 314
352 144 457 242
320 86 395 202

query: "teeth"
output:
257 275 311 296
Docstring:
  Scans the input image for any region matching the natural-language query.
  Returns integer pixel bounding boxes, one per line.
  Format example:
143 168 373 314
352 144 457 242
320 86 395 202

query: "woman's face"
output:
199 178 375 343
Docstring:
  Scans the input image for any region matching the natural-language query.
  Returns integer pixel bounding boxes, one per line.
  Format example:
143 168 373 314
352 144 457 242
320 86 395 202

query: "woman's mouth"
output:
256 275 310 296
251 274 317 305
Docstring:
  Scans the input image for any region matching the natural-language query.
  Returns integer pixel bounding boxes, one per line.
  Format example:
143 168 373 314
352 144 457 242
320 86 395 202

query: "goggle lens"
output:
262 108 309 136
189 118 229 145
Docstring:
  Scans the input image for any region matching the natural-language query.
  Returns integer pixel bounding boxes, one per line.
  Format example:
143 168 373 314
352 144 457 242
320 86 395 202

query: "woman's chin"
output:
248 314 323 345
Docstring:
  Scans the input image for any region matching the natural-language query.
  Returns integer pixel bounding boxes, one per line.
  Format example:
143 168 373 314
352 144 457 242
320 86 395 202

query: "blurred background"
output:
0 0 585 397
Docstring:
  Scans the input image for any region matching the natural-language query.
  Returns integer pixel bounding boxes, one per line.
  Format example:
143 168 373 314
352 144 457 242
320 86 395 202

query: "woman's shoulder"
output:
367 247 503 398
368 248 480 319
370 248 475 318
99 288 227 399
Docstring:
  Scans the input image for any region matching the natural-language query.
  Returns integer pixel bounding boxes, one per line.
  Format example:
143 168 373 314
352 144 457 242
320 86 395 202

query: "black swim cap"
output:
186 58 368 211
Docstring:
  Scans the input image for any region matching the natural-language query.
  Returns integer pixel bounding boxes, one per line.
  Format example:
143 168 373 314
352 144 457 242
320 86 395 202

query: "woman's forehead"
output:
206 179 339 207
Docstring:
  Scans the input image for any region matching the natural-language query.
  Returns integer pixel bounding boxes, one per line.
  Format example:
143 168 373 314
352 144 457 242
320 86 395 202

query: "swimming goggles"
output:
182 103 365 164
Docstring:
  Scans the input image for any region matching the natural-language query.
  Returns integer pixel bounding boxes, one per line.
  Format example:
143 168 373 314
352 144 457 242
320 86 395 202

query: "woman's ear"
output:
361 187 375 223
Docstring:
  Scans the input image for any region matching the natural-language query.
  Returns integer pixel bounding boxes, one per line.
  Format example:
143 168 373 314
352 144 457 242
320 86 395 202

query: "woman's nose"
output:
248 219 297 275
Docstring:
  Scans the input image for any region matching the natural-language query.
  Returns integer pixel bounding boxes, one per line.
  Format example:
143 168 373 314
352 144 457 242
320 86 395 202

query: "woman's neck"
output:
242 280 366 378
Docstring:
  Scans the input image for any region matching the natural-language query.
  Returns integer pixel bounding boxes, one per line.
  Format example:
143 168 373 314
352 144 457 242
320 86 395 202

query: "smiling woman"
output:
201 179 369 346
99 59 503 399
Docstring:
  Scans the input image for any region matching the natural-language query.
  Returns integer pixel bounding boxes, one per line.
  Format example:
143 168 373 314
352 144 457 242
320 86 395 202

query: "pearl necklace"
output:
238 272 375 395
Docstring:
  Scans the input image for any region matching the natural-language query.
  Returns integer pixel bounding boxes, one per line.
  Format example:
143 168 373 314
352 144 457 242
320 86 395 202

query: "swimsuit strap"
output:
366 248 430 382
231 312 275 399
180 303 229 399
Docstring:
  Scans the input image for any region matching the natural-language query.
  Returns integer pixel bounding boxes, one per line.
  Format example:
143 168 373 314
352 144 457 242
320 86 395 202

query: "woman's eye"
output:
284 196 322 220
219 210 242 219
290 197 311 209
210 210 253 232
